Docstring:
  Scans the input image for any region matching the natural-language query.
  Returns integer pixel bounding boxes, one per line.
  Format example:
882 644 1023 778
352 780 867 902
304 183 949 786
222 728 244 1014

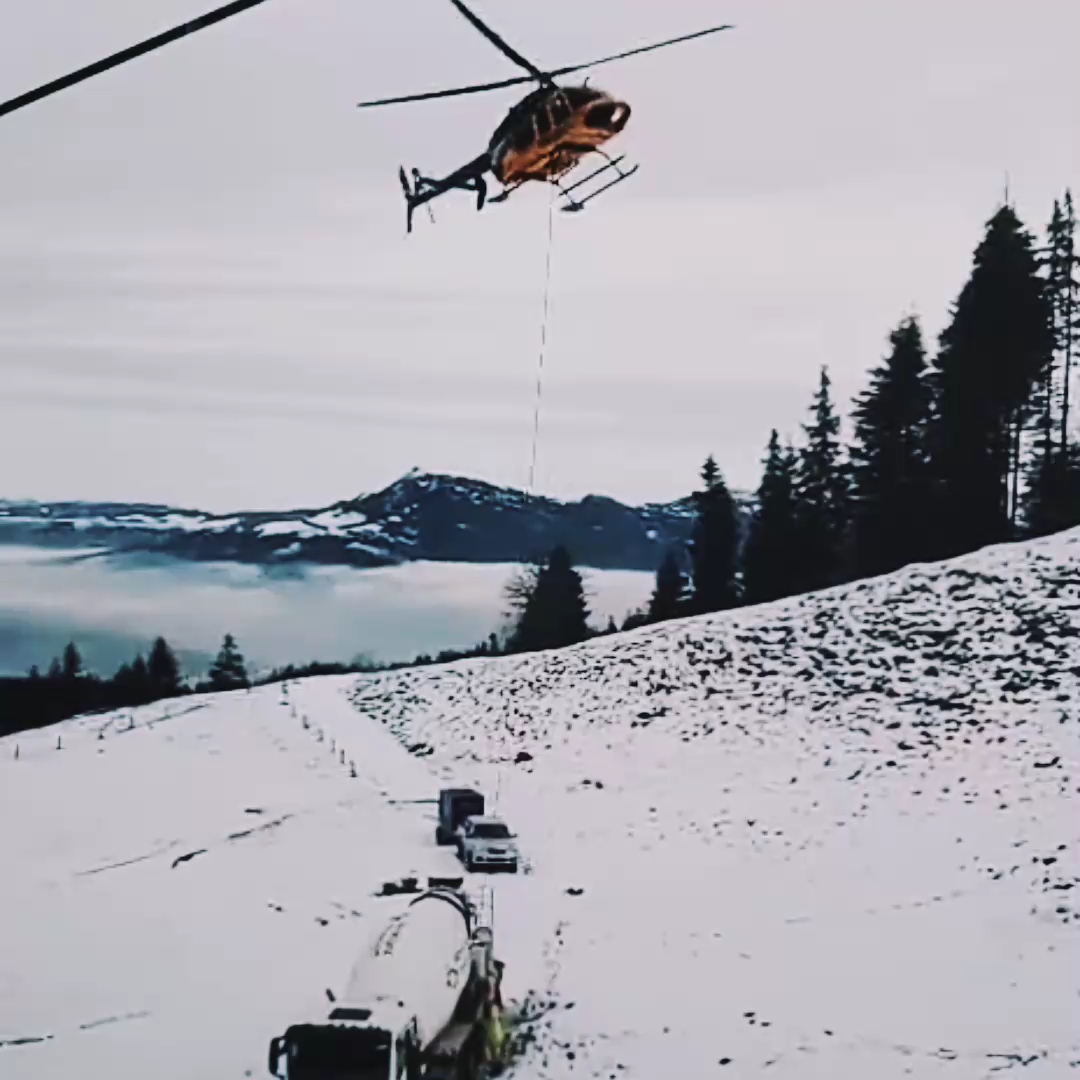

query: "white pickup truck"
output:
456 815 519 873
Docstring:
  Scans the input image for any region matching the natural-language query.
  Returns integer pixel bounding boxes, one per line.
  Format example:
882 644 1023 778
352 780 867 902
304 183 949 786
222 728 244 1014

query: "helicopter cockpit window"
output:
585 102 618 130
511 123 534 152
549 93 571 124
534 106 551 135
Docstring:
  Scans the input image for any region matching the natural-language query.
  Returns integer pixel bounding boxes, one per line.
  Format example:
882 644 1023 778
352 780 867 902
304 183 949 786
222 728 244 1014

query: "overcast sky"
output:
1 0 1077 511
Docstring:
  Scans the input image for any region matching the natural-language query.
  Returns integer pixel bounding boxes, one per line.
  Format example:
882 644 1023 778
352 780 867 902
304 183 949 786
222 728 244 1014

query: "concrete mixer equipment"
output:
268 886 505 1079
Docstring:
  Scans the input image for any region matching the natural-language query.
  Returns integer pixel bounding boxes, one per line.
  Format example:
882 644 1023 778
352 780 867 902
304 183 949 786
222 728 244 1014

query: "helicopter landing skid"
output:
556 154 639 212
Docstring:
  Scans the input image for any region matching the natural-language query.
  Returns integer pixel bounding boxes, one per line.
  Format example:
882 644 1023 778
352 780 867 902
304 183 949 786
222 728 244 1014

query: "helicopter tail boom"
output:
398 155 490 232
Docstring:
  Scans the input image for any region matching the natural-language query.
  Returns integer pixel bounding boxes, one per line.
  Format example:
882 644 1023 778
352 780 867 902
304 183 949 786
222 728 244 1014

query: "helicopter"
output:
358 0 733 231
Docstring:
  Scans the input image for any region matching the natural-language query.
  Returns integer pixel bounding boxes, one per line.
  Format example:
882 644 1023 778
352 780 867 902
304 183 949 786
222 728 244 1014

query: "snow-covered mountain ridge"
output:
0 471 722 572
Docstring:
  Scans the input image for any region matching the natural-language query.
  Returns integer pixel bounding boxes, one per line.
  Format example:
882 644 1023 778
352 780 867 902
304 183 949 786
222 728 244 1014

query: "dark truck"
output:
435 788 484 847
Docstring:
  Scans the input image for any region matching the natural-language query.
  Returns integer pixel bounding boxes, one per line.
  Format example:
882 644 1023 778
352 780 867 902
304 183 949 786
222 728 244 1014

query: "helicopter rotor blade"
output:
0 0 273 121
357 73 534 108
445 0 546 80
547 24 734 80
356 21 735 110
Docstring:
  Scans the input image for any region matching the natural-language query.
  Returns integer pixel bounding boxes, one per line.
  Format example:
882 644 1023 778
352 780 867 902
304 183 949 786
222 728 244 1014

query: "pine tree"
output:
1027 193 1080 535
742 430 801 604
507 546 590 653
793 368 851 592
61 642 83 681
850 317 934 575
207 633 250 691
148 636 182 697
701 454 720 491
621 608 650 632
929 204 1055 555
686 456 739 614
1025 444 1080 536
648 549 687 623
1054 191 1079 449
111 661 133 699
131 654 153 704
1040 198 1068 456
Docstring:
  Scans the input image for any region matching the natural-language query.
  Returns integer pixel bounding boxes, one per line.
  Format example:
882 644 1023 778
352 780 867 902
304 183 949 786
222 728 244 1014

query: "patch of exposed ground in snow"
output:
344 529 1080 1077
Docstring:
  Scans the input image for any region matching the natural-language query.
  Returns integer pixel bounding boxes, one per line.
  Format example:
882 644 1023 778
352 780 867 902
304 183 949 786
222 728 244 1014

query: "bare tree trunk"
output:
1009 411 1022 529
1063 267 1075 449
1061 194 1076 449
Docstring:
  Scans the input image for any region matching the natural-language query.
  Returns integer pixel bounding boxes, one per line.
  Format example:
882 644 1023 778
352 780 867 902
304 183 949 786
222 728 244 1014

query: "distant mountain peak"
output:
0 471 736 573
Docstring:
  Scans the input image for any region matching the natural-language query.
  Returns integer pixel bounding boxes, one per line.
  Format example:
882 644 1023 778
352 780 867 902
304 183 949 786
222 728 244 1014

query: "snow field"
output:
0 683 462 1079
2 526 1079 1078
343 529 1080 1077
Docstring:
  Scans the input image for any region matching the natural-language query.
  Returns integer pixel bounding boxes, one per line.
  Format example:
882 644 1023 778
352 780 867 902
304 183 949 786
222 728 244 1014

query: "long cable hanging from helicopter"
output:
528 188 556 497
0 0 275 119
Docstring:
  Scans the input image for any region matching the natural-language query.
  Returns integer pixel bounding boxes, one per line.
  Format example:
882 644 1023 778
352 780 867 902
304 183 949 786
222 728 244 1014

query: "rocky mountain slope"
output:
0 471 721 572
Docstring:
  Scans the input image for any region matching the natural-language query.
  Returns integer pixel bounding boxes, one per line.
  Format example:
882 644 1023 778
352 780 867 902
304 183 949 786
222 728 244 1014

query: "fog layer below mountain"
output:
0 546 651 677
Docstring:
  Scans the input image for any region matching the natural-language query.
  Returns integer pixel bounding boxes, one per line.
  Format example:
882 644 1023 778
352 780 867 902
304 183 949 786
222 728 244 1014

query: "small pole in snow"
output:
56 735 62 750
13 744 18 760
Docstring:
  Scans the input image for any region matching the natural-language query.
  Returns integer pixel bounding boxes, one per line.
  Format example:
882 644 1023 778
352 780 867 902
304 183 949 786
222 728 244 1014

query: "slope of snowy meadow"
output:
2 529 1078 1078
350 527 1080 1076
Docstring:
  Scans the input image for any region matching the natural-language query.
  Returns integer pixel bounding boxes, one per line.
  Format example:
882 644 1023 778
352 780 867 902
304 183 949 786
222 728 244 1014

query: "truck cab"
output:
435 788 484 846
268 1015 400 1080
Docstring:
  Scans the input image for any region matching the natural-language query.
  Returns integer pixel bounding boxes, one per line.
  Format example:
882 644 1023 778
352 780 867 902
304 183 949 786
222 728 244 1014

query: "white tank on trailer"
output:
340 888 474 1052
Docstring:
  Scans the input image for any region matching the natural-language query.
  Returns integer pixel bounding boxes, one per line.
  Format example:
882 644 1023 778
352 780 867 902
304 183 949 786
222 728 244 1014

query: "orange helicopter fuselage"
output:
487 84 631 186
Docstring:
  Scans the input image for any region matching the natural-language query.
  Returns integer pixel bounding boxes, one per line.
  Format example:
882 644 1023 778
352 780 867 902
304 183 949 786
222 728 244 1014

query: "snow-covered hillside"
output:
2 530 1078 1079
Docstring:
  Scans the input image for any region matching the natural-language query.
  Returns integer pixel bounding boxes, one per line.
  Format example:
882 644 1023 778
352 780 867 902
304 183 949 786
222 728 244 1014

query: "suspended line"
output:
498 190 557 807
527 189 556 496
0 0 273 120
